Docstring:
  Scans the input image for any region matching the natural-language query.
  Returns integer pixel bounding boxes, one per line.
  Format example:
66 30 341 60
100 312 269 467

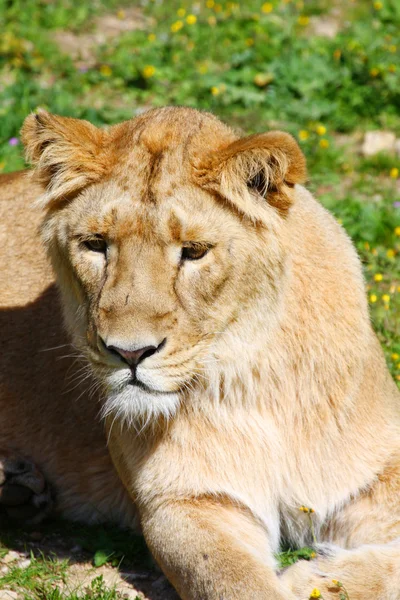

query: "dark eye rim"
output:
82 236 108 254
181 243 212 261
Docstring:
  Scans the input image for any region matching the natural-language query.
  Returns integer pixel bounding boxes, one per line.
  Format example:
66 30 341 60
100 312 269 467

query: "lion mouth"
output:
128 376 157 394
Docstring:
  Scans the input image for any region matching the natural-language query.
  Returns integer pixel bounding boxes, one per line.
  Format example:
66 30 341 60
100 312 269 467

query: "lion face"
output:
22 107 306 422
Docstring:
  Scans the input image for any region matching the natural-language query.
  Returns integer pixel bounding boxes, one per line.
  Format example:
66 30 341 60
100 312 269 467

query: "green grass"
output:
0 557 129 600
0 553 69 598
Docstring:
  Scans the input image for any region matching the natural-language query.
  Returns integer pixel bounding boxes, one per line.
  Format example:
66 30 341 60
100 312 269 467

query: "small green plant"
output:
332 579 351 600
299 506 317 544
277 546 316 568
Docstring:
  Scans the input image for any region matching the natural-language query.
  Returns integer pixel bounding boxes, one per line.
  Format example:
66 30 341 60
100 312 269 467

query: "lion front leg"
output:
140 498 295 600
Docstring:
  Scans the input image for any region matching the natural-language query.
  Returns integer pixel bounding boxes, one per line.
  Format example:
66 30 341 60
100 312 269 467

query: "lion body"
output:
0 106 399 598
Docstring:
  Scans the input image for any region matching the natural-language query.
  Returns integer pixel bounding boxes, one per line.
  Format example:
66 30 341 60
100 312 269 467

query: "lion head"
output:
22 107 306 423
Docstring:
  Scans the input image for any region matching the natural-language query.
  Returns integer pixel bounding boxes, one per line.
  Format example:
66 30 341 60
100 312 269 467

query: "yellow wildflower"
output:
261 2 273 13
319 139 329 149
99 64 112 77
333 49 342 60
32 57 44 67
389 45 397 53
0 162 5 171
316 124 327 136
389 64 396 73
246 38 254 46
382 294 391 303
390 167 399 178
211 86 220 96
142 65 156 78
206 0 215 7
370 67 379 77
177 8 186 17
370 294 377 303
372 248 378 255
397 286 400 293
186 14 197 24
298 15 310 26
392 354 399 361
396 374 400 381
171 20 184 32
364 242 370 250
299 506 315 513
395 227 400 236
374 273 383 281
208 15 217 25
310 551 317 558
254 73 274 87
215 3 222 12
299 130 309 141
310 589 321 599
148 33 156 42
116 9 125 19
11 57 23 68
397 363 400 369
387 249 395 258
373 1 383 9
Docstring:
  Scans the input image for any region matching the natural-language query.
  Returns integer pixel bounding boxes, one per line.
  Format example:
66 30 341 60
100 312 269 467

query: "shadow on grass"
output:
0 515 178 599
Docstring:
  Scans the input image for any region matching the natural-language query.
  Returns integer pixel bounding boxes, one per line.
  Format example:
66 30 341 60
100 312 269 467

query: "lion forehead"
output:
107 108 237 196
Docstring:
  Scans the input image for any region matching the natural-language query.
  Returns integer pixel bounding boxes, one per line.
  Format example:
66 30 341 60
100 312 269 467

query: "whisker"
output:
63 371 94 395
39 343 72 352
56 353 84 362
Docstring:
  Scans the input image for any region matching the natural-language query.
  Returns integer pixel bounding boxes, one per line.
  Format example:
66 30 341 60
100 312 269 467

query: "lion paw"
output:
280 543 394 600
0 451 53 524
281 557 341 600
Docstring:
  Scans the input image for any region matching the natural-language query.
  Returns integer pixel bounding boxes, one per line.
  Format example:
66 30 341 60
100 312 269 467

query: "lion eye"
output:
181 244 210 261
83 237 107 254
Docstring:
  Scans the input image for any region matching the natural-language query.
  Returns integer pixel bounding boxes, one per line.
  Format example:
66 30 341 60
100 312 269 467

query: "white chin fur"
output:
101 369 180 426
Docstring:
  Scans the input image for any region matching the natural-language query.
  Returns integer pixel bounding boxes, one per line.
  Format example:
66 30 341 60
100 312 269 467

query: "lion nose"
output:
106 339 166 368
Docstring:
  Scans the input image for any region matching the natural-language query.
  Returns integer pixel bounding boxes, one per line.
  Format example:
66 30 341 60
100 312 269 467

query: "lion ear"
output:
194 131 307 219
21 110 109 206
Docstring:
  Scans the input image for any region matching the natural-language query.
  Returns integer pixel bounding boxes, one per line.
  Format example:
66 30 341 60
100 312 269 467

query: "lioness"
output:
1 106 399 599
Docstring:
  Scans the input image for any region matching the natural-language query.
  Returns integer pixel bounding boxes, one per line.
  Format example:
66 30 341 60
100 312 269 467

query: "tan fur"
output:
1 106 399 599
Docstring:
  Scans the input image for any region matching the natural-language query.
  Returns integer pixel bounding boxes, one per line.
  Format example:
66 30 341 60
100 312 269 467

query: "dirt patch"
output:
53 7 149 70
59 562 177 600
